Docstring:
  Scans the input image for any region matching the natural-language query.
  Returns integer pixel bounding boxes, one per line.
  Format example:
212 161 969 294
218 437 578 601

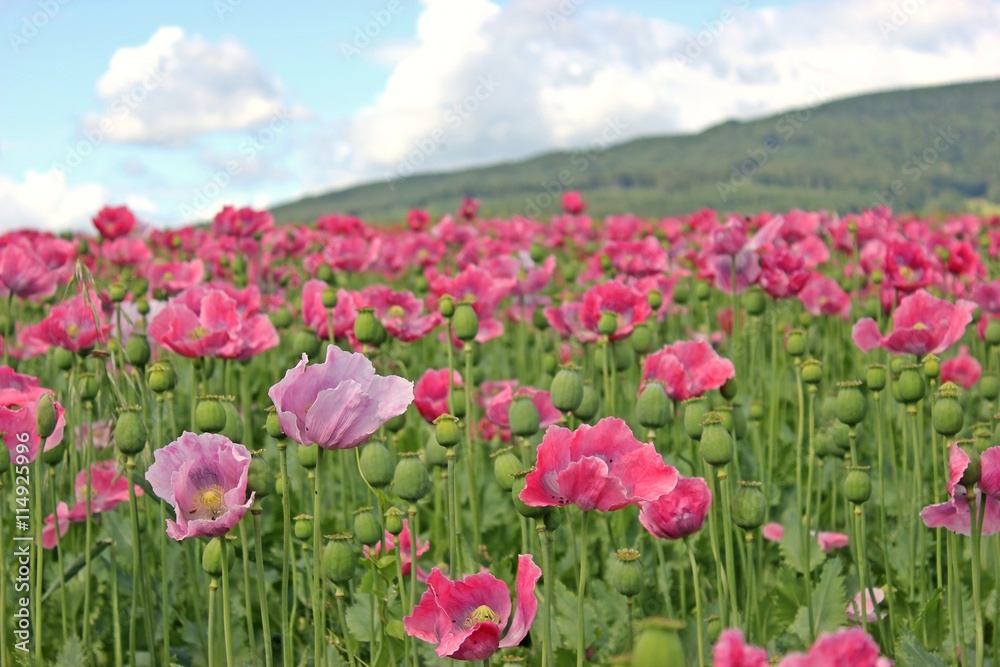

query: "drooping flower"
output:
713 629 768 667
269 344 413 450
519 417 678 512
940 345 982 389
363 519 430 580
921 444 1000 536
145 431 255 540
414 368 464 423
1 366 66 463
638 476 712 540
852 288 976 356
404 554 541 661
641 340 735 401
92 205 136 240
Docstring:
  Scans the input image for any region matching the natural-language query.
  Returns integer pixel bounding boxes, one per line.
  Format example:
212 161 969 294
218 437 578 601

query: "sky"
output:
1 0 999 233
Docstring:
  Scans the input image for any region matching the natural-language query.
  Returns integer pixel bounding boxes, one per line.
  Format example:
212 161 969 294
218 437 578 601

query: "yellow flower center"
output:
912 322 928 331
67 324 79 337
387 305 406 319
190 484 227 520
188 326 209 340
164 272 174 281
464 605 500 628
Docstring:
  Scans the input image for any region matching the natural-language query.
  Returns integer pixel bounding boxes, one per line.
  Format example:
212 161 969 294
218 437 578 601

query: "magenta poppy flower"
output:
414 368 464 423
357 285 441 342
519 417 678 512
544 300 599 344
852 289 976 356
69 460 142 517
101 237 153 267
713 629 768 667
762 522 784 542
847 587 886 623
458 196 479 221
42 502 71 549
37 292 110 353
430 265 516 344
269 344 413 450
580 280 652 341
0 240 57 300
562 191 587 214
301 281 358 341
709 216 783 294
146 431 254 540
1 366 66 463
484 386 562 434
815 531 849 552
148 259 205 296
404 553 541 661
641 340 735 401
798 273 851 320
921 444 1000 536
212 205 273 238
971 280 1000 314
92 205 136 240
363 519 429 580
778 627 886 667
975 445 1000 502
759 246 810 299
886 241 939 293
602 237 668 278
639 476 712 540
940 346 981 389
407 208 431 231
149 288 239 358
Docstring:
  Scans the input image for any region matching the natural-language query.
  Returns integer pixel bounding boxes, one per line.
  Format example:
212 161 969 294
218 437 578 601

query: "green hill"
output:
271 79 1000 223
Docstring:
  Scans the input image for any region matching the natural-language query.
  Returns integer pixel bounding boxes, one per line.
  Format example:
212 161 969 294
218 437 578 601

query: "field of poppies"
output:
2 196 1000 666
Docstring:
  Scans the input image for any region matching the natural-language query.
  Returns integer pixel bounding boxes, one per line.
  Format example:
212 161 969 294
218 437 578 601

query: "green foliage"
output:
897 632 948 667
789 560 847 647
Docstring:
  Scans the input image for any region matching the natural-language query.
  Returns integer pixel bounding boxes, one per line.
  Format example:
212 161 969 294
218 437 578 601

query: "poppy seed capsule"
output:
394 454 431 502
78 373 99 401
449 387 467 418
866 364 887 392
136 297 150 316
695 281 711 301
542 353 559 375
532 307 549 330
384 412 407 433
981 373 1000 400
597 311 618 337
700 414 733 467
801 359 822 385
297 443 318 469
321 288 338 309
147 363 175 394
631 323 654 355
749 401 764 421
493 447 522 491
353 509 382 547
439 294 455 318
683 398 709 441
786 330 806 357
530 241 546 263
353 308 379 344
836 381 867 426
247 456 275 498
509 396 540 437
932 391 964 437
511 470 549 519
452 302 479 342
673 281 690 304
986 318 1000 346
54 347 75 371
220 400 244 443
293 515 313 541
41 437 66 466
720 376 737 401
897 366 926 404
265 410 284 439
109 281 128 303
550 367 584 412
632 618 686 667
125 335 151 368
359 441 395 487
270 307 293 329
115 407 147 455
202 538 227 578
647 290 663 311
323 537 357 584
844 468 871 504
612 549 644 597
36 394 57 439
573 383 600 422
195 397 227 434
434 414 462 447
637 383 670 430
425 434 448 468
923 354 940 380
745 288 767 316
731 481 766 529
384 507 405 535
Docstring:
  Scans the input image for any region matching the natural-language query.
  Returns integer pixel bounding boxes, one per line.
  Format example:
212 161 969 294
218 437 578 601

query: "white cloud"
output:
0 170 105 233
84 26 296 144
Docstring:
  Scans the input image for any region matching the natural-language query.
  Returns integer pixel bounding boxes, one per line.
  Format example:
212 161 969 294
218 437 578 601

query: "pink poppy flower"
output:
562 191 587 214
269 344 413 450
407 209 431 231
971 280 1000 314
847 587 886 623
148 259 205 297
145 431 255 540
778 627 886 667
759 246 810 299
101 237 153 267
37 292 110 353
886 241 939 293
363 519 429 580
149 288 239 358
519 417 678 512
852 289 976 356
414 369 464 423
815 531 850 552
0 240 57 300
68 460 142 518
940 346 981 389
641 340 735 401
404 553 541 661
975 445 1000 502
42 502 71 549
710 216 783 294
1 366 66 463
603 237 668 278
212 205 273 238
921 444 1000 536
639 476 712 540
713 629 768 667
356 286 441 342
458 196 479 221
762 522 784 542
430 265 516 344
301 281 358 341
544 300 600 344
218 309 279 361
580 280 652 341
317 213 369 238
798 273 851 320
92 205 136 240
484 386 562 434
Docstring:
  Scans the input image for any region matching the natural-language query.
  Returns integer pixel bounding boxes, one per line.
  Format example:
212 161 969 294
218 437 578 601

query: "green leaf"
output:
386 619 406 641
778 509 825 575
896 632 947 667
913 590 949 650
788 559 846 645
345 595 375 643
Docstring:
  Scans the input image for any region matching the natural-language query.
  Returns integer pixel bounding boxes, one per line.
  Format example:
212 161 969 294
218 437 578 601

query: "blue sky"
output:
2 0 999 232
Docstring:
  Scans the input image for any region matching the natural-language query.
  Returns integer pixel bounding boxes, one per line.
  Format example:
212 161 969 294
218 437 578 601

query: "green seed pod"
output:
700 413 733 467
293 515 313 541
933 387 964 437
394 453 431 502
613 338 635 371
695 281 711 302
125 335 151 368
719 376 737 401
683 398 708 441
597 311 618 337
323 537 357 584
136 297 150 316
247 455 275 498
452 302 479 342
115 407 147 455
923 354 940 380
961 446 981 486
801 359 822 385
612 549 644 597
511 470 549 519
359 441 395 487
715 406 734 432
799 312 813 328
889 357 905 374
786 330 806 357
78 372 99 401
646 290 662 312
844 467 871 505
973 426 993 454
414 275 429 296
354 308 379 344
749 401 764 422
530 241 546 263
434 414 462 447
449 387 467 418
270 307 293 329
492 447 522 491
385 412 407 433
220 399 244 444
384 507 405 536
637 382 671 430
353 509 382 547
202 538 228 578
425 433 448 468
265 409 284 439
743 287 766 316
36 394 57 439
631 324 654 357
866 364 887 392
439 294 455 318
291 330 321 358
147 363 175 394
42 437 66 466
509 395 541 437
196 397 227 434
541 506 563 532
986 318 1000 346
981 372 1000 401
896 366 925 404
573 382 600 422
673 281 690 305
731 481 766 530
831 421 851 454
631 618 686 667
540 353 557 376
836 381 867 426
550 367 585 412
54 347 75 371
109 281 128 303
321 287 338 309
297 443 318 469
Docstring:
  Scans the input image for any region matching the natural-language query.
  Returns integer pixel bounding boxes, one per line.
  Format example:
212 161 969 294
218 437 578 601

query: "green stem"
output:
971 495 985 667
253 509 274 667
313 446 325 667
83 406 94 650
239 519 257 664
447 450 459 575
33 455 44 667
409 503 421 667
686 539 706 667
336 587 358 667
464 343 481 552
221 537 235 667
208 578 218 667
577 510 590 667
110 543 123 667
855 506 869 636
744 534 757 643
538 521 555 667
718 469 740 627
873 393 896 646
279 441 293 667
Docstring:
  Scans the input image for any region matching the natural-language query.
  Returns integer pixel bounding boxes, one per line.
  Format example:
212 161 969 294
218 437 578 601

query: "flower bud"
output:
109 281 128 303
359 441 395 487
749 401 764 422
220 399 244 444
321 288 338 309
147 363 175 394
961 445 981 486
394 453 431 502
196 396 227 434
611 549 644 597
801 359 822 385
932 384 964 437
36 394 57 439
530 242 546 263
742 287 766 316
293 514 313 541
297 443 318 469
673 281 690 305
986 318 1000 346
41 437 66 466
981 372 1000 400
637 382 670 430
434 414 462 447
896 366 925 404
270 307 293 329
78 372 99 401
115 406 147 455
509 394 541 437
597 311 618 337
439 294 455 318
632 618 686 667
265 409 284 439
202 538 231 578
631 323 654 355
354 308 379 344
353 509 382 547
248 455 275 498
683 397 709 441
449 387 467 418
731 481 765 529
866 364 887 392
125 335 151 368
973 426 993 454
923 354 940 380
573 382 600 422
323 536 357 584
136 297 150 316
700 413 733 467
384 507 405 536
647 290 663 311
844 467 871 505
492 447 522 491
719 376 737 401
695 281 711 302
836 381 867 426
550 367 584 412
452 302 479 342
54 347 75 371
512 469 549 519
291 330 321 358
786 330 806 357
